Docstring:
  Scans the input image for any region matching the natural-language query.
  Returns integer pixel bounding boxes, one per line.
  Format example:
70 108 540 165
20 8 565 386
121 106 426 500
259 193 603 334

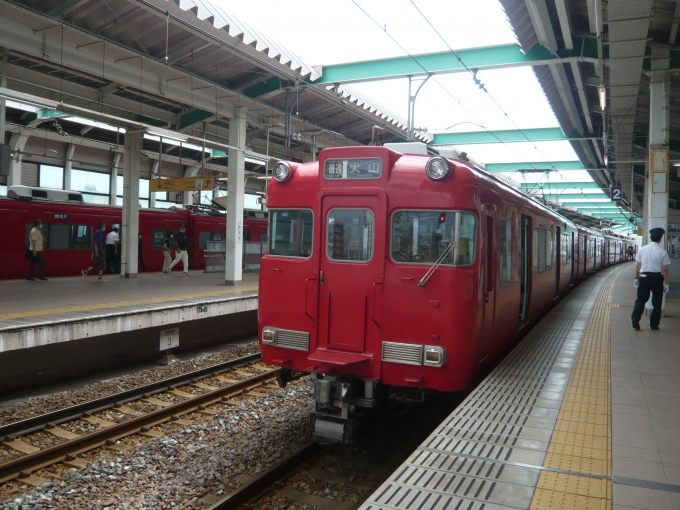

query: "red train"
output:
0 185 267 280
258 144 634 442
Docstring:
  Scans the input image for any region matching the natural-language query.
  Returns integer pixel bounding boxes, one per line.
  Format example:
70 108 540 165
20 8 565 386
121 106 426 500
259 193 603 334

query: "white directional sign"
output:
159 327 179 351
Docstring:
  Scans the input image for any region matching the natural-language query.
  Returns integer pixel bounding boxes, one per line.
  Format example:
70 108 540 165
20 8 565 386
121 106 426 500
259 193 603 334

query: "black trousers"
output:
106 244 118 273
27 251 45 279
138 250 146 272
631 272 664 328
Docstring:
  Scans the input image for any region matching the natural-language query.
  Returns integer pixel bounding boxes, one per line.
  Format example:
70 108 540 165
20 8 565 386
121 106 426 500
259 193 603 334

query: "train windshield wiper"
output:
418 241 455 287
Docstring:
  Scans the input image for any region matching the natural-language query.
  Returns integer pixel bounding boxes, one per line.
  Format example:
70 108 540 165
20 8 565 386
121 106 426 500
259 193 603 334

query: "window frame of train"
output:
198 230 225 250
24 222 92 250
267 209 314 258
536 227 554 273
390 210 477 266
499 217 512 285
151 228 177 250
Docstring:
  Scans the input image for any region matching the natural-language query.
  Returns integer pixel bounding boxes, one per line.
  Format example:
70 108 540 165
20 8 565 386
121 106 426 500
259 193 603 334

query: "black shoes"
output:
651 326 660 331
38 277 48 281
26 278 35 281
632 320 640 331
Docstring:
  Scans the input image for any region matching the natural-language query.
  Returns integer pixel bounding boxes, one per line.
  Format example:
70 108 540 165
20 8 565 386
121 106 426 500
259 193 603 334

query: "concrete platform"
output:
0 272 259 392
359 263 680 510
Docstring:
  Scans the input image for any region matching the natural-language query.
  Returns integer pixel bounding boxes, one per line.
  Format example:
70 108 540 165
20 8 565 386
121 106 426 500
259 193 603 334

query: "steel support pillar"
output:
64 144 75 190
121 131 141 278
646 48 670 246
110 153 121 205
225 107 246 285
149 160 159 208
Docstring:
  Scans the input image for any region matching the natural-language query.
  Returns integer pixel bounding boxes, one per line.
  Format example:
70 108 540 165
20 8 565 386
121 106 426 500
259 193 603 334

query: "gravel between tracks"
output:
0 379 314 509
0 343 261 427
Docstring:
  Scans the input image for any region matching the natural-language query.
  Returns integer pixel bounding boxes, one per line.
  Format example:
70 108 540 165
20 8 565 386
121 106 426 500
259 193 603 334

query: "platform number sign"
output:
159 327 179 351
610 186 623 202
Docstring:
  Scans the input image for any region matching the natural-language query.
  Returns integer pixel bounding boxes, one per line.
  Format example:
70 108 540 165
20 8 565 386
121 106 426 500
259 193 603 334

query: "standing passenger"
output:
631 228 670 331
82 222 107 282
26 219 48 281
138 232 146 273
162 233 173 274
626 245 634 261
105 227 119 273
167 224 189 275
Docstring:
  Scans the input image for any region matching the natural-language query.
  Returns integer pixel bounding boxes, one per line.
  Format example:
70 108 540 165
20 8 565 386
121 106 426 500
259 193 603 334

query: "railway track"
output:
0 355 281 486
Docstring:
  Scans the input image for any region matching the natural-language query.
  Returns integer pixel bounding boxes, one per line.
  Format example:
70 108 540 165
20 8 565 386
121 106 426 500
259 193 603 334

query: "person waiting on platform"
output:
626 245 635 261
26 219 48 281
82 222 107 282
105 227 119 274
631 228 670 331
138 232 146 273
162 233 174 273
167 224 189 275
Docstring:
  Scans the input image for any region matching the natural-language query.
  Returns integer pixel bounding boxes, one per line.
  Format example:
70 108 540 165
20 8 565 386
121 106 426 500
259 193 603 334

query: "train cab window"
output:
500 218 512 285
327 209 374 262
269 209 313 258
391 211 476 266
537 228 553 272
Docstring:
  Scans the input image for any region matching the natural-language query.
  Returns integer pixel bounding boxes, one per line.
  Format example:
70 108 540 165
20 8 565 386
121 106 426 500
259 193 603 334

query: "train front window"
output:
269 209 313 258
391 211 476 266
326 209 374 262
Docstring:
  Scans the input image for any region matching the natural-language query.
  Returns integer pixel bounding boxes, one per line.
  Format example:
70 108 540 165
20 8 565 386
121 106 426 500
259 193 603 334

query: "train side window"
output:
327 208 374 262
269 209 313 258
499 218 512 285
537 227 553 272
152 229 167 249
71 225 92 250
391 211 476 266
24 222 92 250
198 231 226 250
49 224 71 250
562 233 571 265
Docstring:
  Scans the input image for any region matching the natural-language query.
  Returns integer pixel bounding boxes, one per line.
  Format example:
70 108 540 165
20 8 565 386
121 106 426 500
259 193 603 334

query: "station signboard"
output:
610 186 623 202
150 177 213 192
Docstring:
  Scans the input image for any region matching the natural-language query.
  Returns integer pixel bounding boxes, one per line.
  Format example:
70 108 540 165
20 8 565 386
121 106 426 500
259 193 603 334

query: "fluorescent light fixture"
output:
146 126 188 142
598 84 606 110
0 87 58 110
603 155 608 166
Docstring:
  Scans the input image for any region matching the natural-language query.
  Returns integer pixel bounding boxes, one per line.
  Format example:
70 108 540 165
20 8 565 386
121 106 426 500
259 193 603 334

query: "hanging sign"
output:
610 186 623 201
150 178 213 192
159 327 179 350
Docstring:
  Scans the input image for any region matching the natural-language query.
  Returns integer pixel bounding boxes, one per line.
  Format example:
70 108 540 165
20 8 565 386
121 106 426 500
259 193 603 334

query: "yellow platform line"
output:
530 268 621 510
0 286 259 321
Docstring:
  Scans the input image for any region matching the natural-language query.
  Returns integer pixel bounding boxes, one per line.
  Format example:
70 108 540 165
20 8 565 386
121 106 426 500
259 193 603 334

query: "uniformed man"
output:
631 227 670 331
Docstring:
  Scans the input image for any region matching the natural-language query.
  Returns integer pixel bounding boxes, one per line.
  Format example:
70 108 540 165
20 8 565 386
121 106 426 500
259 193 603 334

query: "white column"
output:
225 107 246 285
110 153 121 205
121 131 141 278
149 160 159 208
7 125 38 187
646 47 670 247
0 48 8 144
64 144 75 190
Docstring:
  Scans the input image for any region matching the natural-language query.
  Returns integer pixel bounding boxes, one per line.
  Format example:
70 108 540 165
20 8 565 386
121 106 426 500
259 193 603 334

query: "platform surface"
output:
360 262 680 510
0 271 259 351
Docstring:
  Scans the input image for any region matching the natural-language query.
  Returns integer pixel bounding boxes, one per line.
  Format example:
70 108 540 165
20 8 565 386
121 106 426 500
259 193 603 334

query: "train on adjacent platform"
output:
257 143 635 442
0 185 267 280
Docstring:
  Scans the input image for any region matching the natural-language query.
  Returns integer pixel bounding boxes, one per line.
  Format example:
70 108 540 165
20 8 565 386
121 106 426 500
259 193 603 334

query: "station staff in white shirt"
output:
105 227 120 274
631 227 671 331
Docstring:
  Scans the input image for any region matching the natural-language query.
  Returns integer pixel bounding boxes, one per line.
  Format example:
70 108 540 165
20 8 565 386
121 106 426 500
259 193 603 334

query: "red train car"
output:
0 186 267 279
258 144 631 442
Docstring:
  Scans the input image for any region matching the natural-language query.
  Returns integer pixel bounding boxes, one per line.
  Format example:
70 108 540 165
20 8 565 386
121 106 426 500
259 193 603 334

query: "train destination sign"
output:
150 177 213 192
324 158 382 180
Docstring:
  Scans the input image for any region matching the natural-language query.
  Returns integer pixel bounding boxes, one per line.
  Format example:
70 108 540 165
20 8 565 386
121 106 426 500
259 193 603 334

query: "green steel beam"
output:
313 39 599 84
242 76 295 99
433 128 598 145
178 109 214 131
486 161 586 172
520 181 602 189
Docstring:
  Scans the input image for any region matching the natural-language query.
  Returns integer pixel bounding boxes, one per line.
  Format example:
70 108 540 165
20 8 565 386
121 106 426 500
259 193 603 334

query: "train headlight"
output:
273 161 292 182
423 346 446 367
425 157 450 180
262 328 277 345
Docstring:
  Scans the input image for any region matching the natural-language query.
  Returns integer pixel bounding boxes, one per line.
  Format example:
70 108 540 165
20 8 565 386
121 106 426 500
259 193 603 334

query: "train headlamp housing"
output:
272 161 292 183
425 157 451 180
423 346 446 367
262 328 277 345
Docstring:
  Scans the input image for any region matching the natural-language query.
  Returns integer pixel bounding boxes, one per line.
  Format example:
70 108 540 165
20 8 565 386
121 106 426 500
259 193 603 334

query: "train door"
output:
484 215 496 327
583 236 587 277
554 226 561 297
570 232 574 285
519 214 531 322
317 195 385 353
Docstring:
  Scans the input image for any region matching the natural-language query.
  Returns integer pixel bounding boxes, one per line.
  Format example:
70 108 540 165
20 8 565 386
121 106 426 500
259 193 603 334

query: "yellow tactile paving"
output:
0 286 259 321
530 268 621 510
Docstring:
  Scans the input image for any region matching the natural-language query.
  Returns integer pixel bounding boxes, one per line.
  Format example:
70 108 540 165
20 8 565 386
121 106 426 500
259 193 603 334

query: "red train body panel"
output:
0 195 267 279
258 145 633 441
